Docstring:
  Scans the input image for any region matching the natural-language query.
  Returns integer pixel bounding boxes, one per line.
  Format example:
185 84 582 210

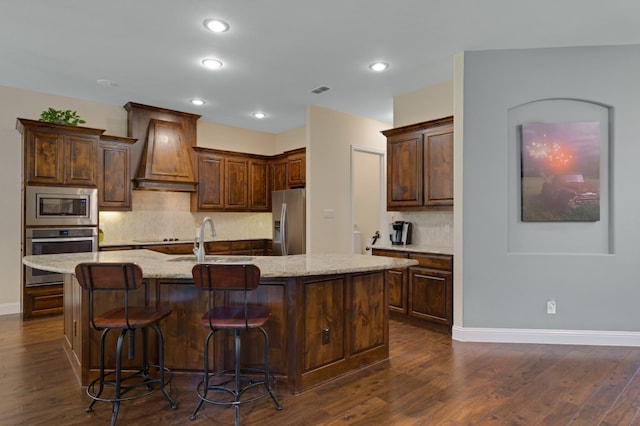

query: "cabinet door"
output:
387 134 423 208
249 159 270 211
287 152 305 188
26 130 65 185
303 277 345 371
372 249 408 313
98 140 131 210
225 157 248 209
272 160 288 191
196 153 225 210
408 266 452 326
65 135 97 186
424 127 454 206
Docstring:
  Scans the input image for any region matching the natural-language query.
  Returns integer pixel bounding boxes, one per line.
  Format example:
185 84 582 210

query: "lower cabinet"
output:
369 249 408 314
23 284 64 319
100 239 270 256
373 248 453 335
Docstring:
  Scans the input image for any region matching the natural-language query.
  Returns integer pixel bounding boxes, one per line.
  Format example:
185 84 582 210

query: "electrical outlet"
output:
547 299 557 315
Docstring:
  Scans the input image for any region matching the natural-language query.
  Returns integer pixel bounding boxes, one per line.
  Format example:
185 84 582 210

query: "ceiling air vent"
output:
311 86 330 94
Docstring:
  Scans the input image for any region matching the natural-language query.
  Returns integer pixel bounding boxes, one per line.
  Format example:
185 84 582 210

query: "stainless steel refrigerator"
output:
272 188 306 255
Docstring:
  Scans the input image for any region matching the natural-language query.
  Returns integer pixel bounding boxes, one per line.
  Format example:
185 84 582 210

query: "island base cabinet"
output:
297 272 388 393
63 270 389 395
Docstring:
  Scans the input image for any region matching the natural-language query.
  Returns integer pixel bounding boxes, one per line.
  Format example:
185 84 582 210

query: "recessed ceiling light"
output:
190 99 206 106
201 58 223 70
368 62 389 72
97 79 117 86
203 19 229 33
252 112 266 119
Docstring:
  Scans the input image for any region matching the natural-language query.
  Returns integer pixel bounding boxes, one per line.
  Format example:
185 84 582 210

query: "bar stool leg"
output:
234 329 241 426
152 323 178 407
190 330 216 420
260 327 282 410
87 328 110 413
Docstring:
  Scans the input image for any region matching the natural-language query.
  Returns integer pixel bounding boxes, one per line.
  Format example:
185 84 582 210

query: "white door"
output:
351 146 386 254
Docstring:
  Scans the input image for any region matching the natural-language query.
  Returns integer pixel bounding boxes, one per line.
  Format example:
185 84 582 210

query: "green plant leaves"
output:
39 108 86 126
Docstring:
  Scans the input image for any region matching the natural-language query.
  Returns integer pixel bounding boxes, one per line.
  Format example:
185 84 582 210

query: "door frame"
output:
350 145 386 254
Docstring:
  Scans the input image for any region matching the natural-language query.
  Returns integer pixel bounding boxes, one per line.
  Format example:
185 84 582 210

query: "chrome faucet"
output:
193 217 216 263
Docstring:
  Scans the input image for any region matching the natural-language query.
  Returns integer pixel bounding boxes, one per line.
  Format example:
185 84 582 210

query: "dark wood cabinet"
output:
370 249 408 314
408 253 453 333
271 148 306 191
102 239 270 256
193 150 225 210
382 116 453 211
287 149 306 188
17 118 103 187
224 155 248 209
272 158 288 191
249 159 270 211
372 248 453 335
23 284 64 319
98 135 136 210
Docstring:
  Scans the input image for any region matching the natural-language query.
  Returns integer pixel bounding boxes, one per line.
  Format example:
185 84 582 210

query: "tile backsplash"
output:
99 191 272 243
386 211 453 248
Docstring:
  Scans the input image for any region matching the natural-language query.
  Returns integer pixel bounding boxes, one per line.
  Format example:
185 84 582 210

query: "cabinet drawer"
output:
409 253 452 270
371 249 409 259
231 240 252 250
205 241 232 254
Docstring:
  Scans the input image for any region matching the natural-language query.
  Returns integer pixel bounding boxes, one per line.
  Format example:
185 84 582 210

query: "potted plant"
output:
39 108 86 126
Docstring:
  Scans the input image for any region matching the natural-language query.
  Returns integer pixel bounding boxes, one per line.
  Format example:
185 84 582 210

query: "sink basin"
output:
168 255 255 263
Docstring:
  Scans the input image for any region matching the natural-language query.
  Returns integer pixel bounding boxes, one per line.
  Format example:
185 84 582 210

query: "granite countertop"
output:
368 243 453 255
23 249 418 280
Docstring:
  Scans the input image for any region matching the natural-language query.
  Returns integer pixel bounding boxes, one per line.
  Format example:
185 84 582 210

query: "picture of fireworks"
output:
521 121 600 222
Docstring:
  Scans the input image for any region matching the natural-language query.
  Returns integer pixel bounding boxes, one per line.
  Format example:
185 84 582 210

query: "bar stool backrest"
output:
191 263 261 330
192 263 260 291
74 262 144 330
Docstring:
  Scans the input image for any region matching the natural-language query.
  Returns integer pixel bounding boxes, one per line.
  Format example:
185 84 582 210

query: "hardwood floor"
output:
2 314 640 425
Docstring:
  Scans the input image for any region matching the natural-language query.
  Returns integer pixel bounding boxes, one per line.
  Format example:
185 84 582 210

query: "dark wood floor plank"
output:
4 314 640 425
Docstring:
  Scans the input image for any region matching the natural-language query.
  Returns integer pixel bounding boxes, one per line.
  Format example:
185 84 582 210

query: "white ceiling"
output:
2 1 640 134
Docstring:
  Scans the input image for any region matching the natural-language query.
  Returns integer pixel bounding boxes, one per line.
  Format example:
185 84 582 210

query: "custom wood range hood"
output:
124 102 200 192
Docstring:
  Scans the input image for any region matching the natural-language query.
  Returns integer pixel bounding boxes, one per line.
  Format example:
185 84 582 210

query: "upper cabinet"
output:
98 135 137 210
272 147 306 191
192 147 305 212
382 116 453 211
191 148 271 212
286 148 306 188
17 119 104 187
248 158 270 210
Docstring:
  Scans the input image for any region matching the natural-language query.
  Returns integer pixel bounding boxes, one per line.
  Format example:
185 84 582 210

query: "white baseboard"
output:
452 325 640 347
0 302 20 316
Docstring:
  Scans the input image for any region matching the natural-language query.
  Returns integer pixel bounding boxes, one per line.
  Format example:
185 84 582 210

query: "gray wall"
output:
463 45 640 331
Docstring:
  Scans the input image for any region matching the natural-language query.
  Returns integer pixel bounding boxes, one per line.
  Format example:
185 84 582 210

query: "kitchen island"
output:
23 250 416 394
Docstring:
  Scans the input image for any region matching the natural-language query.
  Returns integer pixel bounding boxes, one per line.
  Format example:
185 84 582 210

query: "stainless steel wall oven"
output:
24 227 97 287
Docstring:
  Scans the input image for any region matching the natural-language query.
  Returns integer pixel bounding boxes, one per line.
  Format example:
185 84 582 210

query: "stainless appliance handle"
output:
281 202 287 256
29 237 95 243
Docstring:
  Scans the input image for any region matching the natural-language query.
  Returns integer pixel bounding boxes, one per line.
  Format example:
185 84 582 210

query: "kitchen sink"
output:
168 255 255 263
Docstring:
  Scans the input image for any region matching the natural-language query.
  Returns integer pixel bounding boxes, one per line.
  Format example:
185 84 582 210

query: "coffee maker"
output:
389 221 411 245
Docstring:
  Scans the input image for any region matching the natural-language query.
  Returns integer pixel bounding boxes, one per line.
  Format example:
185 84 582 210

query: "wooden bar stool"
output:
75 262 178 426
190 263 282 425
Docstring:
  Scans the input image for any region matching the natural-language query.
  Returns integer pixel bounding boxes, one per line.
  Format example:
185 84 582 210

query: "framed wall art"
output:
520 121 600 222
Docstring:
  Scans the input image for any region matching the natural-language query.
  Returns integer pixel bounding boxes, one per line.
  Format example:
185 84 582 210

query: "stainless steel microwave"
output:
25 185 98 227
